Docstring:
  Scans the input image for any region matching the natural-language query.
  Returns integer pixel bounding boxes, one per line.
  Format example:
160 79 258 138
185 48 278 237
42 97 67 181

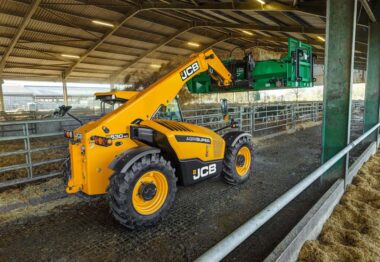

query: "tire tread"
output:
222 135 254 185
107 153 177 229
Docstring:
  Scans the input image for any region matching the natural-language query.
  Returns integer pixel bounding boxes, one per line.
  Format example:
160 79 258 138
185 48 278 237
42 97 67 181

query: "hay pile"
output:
0 177 64 206
0 197 80 224
298 152 380 261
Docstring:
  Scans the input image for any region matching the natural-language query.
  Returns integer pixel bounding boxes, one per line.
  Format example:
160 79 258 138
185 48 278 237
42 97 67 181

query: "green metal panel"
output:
223 59 246 80
186 37 314 94
321 0 357 178
364 1 380 142
186 73 211 93
253 60 287 89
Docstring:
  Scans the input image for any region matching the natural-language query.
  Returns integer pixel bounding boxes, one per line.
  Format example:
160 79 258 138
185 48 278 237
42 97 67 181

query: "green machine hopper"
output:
187 38 316 93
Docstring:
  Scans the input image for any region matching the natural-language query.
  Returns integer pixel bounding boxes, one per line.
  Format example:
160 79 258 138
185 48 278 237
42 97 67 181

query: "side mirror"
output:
54 105 72 117
220 99 229 121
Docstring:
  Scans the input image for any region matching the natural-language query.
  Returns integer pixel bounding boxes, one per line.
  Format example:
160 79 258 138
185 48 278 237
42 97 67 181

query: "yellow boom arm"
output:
100 50 231 125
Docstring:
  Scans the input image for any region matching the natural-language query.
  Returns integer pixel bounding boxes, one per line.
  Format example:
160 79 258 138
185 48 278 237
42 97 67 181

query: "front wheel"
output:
108 153 177 229
222 135 254 185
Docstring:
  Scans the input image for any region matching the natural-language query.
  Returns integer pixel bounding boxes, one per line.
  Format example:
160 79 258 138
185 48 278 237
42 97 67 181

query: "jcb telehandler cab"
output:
61 50 254 229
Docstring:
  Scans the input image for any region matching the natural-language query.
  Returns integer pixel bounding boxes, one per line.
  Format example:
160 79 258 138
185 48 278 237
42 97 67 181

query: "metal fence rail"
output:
0 101 336 189
195 122 379 262
183 101 323 135
0 117 94 188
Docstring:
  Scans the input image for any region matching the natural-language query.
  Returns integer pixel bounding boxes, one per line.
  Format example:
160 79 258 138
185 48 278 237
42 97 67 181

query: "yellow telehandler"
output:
59 50 254 229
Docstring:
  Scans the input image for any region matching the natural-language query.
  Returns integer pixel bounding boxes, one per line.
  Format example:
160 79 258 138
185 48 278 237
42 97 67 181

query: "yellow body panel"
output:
67 128 140 195
66 50 232 196
141 120 226 161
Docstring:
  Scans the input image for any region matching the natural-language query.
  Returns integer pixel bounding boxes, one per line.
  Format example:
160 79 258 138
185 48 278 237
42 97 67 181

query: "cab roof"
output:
95 91 139 102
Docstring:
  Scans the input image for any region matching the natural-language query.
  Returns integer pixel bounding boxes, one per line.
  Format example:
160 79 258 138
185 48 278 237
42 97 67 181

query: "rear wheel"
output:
108 153 177 229
222 136 254 185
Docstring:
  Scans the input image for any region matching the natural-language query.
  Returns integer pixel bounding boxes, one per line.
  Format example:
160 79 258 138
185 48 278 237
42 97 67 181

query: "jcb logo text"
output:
193 164 216 180
180 62 200 81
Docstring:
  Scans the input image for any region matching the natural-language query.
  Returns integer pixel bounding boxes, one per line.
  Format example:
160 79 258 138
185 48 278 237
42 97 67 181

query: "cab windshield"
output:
153 99 183 122
98 95 183 122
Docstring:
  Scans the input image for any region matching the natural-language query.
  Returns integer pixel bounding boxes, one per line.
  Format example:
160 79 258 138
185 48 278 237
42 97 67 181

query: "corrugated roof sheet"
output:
0 0 369 83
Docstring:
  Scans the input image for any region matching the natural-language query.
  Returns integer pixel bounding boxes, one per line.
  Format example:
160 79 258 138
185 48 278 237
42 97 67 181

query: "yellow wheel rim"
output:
132 171 168 216
236 146 251 177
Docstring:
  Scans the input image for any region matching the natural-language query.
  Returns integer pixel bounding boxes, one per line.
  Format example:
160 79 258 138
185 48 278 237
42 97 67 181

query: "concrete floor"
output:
0 121 366 262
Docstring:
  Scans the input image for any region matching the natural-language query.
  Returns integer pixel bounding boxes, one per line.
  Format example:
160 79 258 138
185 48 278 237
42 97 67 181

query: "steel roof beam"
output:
193 21 325 34
151 9 239 38
16 3 229 48
234 35 368 53
110 26 192 79
63 7 140 79
0 18 196 59
282 11 313 27
140 2 325 17
359 0 376 22
61 7 228 79
110 18 365 81
52 0 325 79
0 0 41 76
126 35 233 83
19 1 323 80
42 0 324 16
4 0 365 83
199 35 232 53
110 20 324 80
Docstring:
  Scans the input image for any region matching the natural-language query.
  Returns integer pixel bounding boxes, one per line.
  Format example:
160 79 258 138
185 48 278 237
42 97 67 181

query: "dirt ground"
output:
0 113 366 262
298 151 380 262
0 126 323 262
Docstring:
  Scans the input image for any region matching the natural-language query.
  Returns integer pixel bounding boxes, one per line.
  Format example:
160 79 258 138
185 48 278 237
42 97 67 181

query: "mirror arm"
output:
214 118 239 133
214 125 230 133
67 112 83 125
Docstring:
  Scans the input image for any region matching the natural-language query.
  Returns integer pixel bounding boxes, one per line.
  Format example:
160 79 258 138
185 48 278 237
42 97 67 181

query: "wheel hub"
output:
237 155 245 166
235 146 251 177
139 182 157 201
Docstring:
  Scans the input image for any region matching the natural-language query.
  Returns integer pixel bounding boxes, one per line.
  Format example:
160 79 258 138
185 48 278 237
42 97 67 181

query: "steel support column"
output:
364 1 380 142
321 0 357 178
62 74 68 106
110 79 115 91
0 79 4 112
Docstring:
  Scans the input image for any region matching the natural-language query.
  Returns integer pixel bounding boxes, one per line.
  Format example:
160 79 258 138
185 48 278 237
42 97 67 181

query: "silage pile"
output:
298 152 380 261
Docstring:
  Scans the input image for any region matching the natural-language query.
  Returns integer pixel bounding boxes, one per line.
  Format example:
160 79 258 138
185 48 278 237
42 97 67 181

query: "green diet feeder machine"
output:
187 37 316 93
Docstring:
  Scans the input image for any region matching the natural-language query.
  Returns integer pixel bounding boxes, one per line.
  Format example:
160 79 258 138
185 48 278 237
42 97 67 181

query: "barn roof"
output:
0 0 371 84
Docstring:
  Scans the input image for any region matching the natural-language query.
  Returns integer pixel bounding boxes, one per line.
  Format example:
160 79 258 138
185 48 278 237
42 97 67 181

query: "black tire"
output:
107 153 177 229
222 136 254 185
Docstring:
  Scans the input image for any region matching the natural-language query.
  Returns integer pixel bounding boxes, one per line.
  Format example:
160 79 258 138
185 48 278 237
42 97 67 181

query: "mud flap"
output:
109 145 161 173
223 131 252 147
